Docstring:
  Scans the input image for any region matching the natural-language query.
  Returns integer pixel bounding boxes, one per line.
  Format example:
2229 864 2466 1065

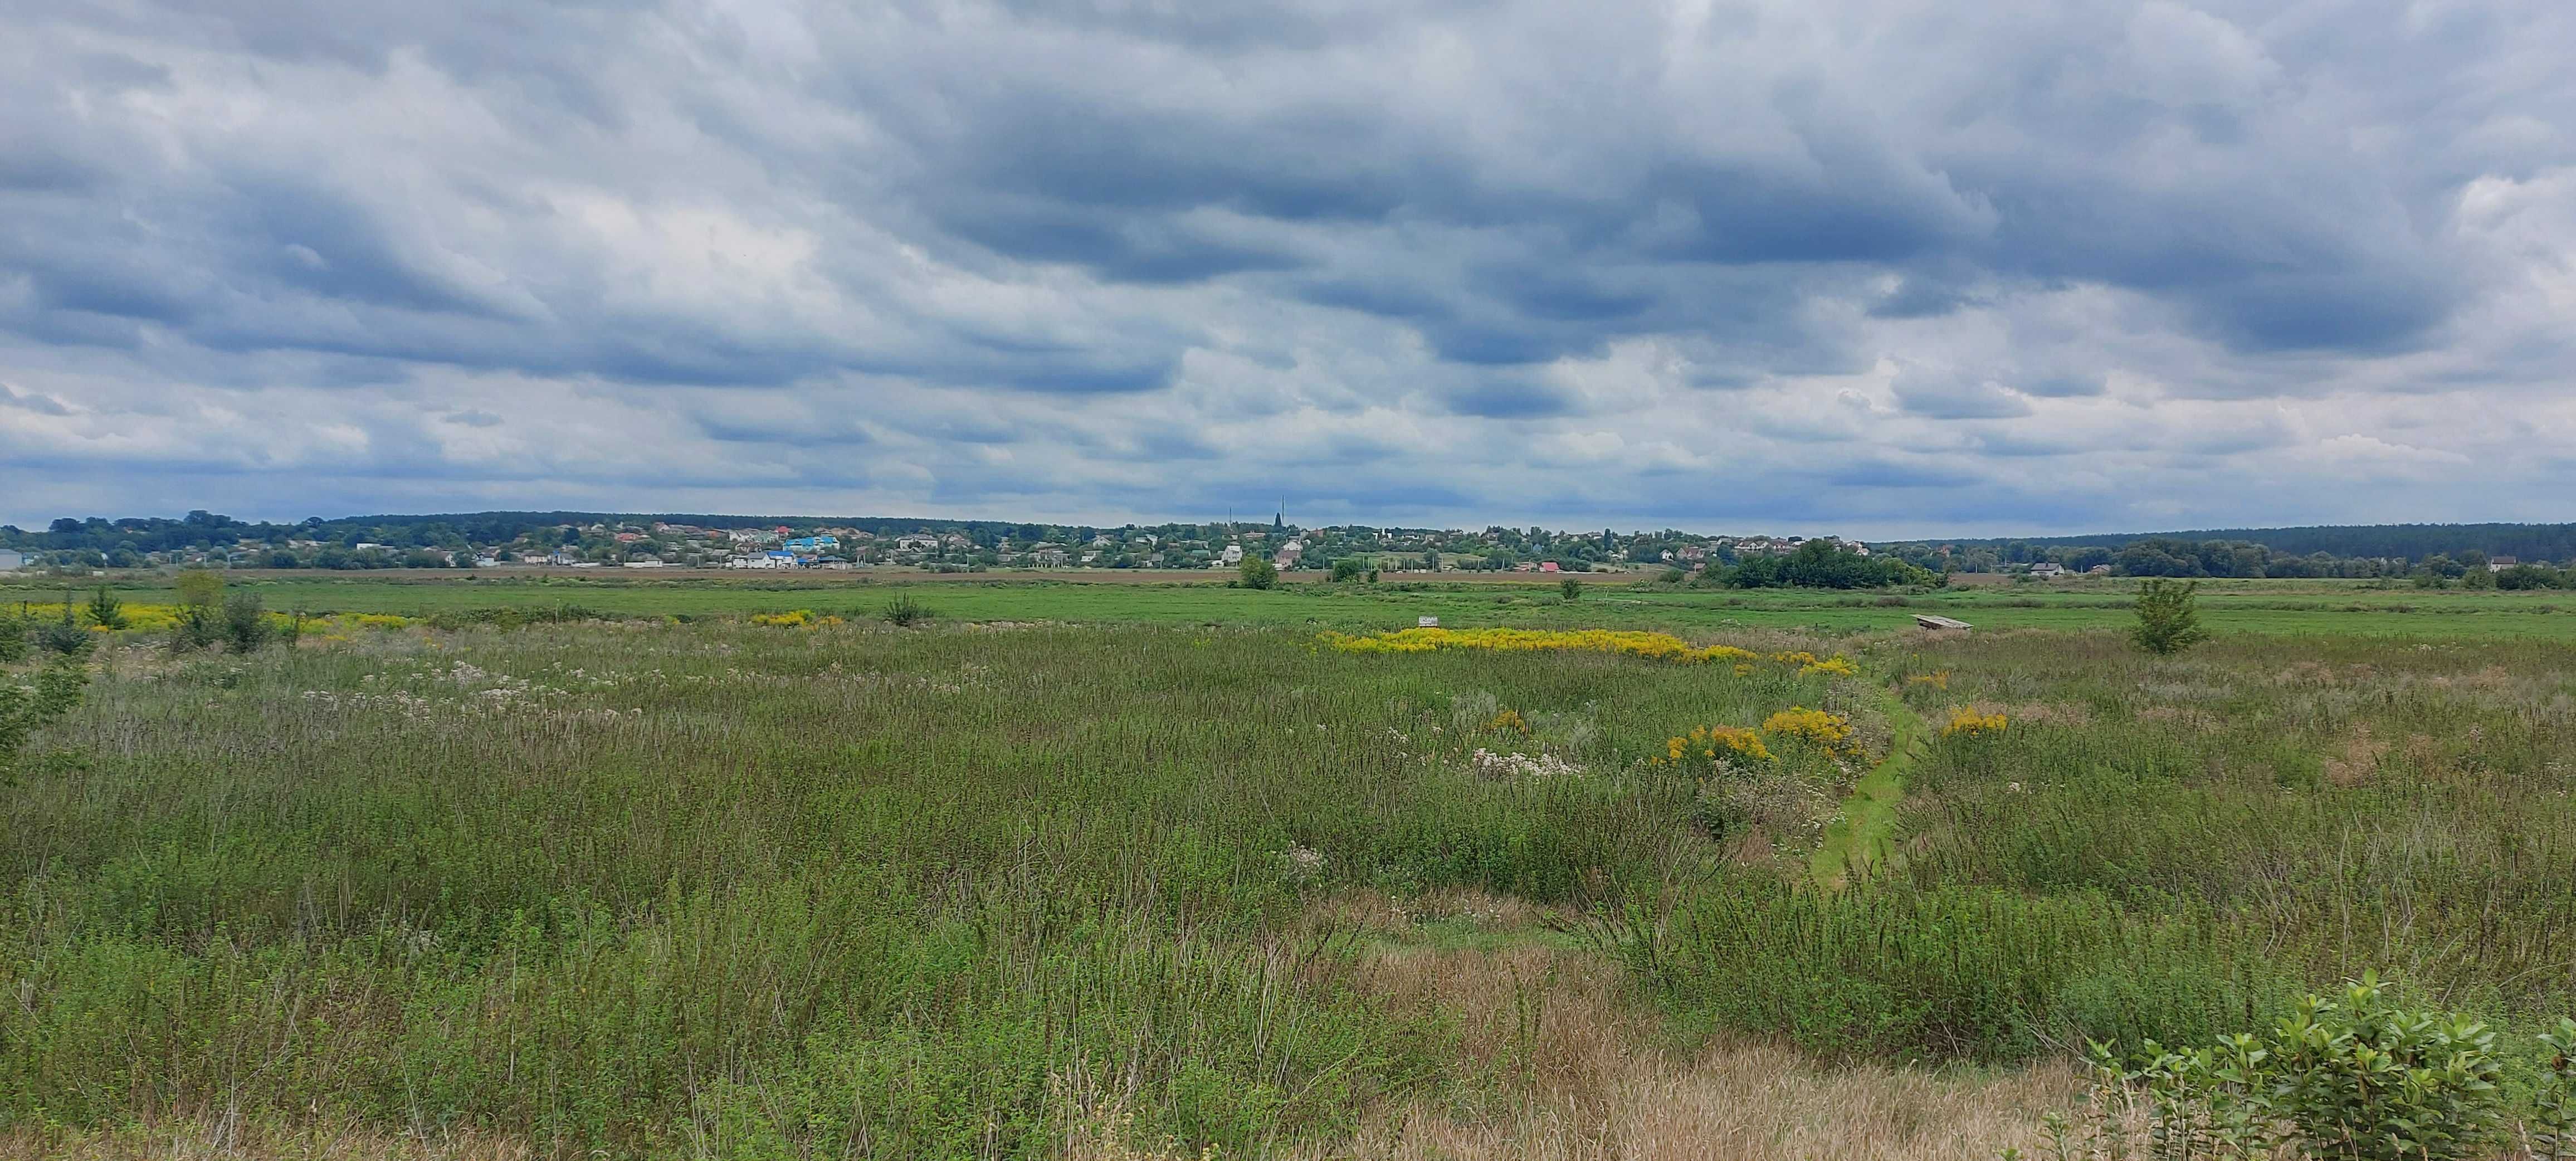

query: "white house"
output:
1220 544 1245 567
0 548 24 571
2029 563 2066 579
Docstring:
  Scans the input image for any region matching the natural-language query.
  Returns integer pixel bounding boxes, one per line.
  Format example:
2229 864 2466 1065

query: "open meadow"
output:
5 574 2575 1158
12 570 2576 638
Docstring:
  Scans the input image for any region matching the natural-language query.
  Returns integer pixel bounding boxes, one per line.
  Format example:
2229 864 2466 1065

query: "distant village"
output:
2 512 1901 577
3 511 2560 586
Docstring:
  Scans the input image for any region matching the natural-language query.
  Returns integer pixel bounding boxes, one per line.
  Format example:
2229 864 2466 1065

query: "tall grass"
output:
1885 631 2576 1014
0 621 1857 1154
9 616 2576 1153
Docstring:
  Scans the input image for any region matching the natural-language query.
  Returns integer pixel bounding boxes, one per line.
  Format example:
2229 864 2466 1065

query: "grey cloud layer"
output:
2 0 2570 533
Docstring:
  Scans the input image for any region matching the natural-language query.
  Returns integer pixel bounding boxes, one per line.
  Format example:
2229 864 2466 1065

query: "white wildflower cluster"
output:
1469 748 1583 780
301 687 437 722
539 662 652 691
314 660 640 721
1277 843 1328 883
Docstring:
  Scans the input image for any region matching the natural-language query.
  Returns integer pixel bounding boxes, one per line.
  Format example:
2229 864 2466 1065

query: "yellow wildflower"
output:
1651 724 1774 768
1761 706 1861 758
1943 708 2007 738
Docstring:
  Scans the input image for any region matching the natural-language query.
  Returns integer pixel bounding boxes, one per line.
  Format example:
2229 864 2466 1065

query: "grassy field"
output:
11 570 2576 637
5 577 2576 1158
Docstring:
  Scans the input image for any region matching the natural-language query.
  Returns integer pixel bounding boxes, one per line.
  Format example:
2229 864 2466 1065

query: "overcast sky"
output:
3 1 2570 537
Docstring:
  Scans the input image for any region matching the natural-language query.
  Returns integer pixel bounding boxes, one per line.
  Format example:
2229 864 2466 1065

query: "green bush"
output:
222 593 273 652
173 568 223 609
1 656 87 782
2079 974 2549 1160
36 605 92 657
169 604 223 653
0 608 29 663
1239 556 1277 590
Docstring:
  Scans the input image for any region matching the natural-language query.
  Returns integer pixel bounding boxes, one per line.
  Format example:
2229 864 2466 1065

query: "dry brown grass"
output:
1241 891 2081 1161
0 1123 529 1161
2323 723 2391 786
1288 948 2076 1160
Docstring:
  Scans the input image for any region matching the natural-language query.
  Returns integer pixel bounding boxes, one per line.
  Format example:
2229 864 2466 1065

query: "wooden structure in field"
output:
1913 614 1972 632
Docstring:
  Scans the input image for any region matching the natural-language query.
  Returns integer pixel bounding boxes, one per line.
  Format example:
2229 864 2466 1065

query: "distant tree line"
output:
1876 535 2575 584
1926 522 2576 567
1692 541 1935 589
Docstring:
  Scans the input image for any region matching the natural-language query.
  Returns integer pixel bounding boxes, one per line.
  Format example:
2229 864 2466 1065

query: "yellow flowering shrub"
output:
14 602 336 634
22 602 183 632
1943 708 2007 738
1761 706 1860 758
1907 670 1950 690
1649 724 1774 768
1320 628 1855 676
1481 709 1531 735
751 609 841 627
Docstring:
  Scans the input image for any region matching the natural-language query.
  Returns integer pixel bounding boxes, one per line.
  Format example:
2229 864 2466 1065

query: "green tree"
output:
1330 558 1365 582
82 587 128 630
37 592 92 657
2130 578 2211 656
1 656 87 783
1239 555 1278 591
174 568 224 609
1560 576 1583 600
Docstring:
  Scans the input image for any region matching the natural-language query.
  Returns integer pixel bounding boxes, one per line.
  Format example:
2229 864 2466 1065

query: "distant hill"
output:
1926 523 2576 562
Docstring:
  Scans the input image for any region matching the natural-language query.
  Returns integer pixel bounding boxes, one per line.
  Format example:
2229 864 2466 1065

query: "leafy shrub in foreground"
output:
2072 974 2574 1160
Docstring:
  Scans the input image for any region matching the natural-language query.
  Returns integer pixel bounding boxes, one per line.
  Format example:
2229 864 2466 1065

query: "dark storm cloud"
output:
1 0 2569 533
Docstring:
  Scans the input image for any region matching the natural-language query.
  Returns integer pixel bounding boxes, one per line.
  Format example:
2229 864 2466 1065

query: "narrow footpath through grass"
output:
1809 685 1928 891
